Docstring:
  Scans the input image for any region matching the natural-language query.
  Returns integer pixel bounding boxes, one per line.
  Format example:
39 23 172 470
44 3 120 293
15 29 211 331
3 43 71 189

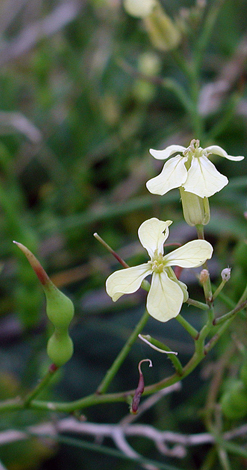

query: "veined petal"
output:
149 145 185 160
146 155 187 195
184 155 228 197
177 279 189 302
205 145 244 162
106 264 151 301
164 240 213 268
147 271 183 322
138 218 172 258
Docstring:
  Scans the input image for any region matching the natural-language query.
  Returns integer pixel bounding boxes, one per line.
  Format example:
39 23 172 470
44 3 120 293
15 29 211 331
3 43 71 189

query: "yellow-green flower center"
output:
183 139 204 169
149 253 166 273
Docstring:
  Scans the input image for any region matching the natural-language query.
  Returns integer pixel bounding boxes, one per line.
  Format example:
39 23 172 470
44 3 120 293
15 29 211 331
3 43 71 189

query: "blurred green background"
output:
0 0 247 469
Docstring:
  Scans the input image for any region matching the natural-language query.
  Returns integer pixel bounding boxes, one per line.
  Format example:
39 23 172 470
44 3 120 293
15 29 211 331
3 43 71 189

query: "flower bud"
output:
180 188 210 226
144 4 181 51
199 269 209 284
221 267 231 282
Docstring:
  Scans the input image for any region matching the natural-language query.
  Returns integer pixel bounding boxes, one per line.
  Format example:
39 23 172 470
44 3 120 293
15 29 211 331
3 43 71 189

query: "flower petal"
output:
149 145 185 160
106 264 151 301
164 240 213 268
184 155 228 197
205 145 244 162
123 0 156 17
138 218 172 258
147 271 183 322
146 155 188 195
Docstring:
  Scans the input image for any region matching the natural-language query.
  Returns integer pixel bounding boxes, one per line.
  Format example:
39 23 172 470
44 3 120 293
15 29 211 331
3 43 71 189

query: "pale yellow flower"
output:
146 139 244 198
123 0 156 18
106 218 213 322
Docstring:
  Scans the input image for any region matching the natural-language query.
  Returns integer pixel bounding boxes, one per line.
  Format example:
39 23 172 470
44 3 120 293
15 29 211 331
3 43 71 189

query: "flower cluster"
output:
106 139 244 322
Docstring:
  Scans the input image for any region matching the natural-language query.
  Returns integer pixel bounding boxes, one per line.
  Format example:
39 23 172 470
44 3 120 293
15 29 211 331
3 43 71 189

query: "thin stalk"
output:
96 309 150 394
171 50 204 140
213 299 247 326
162 78 194 114
186 297 209 311
194 0 226 72
23 364 59 406
176 313 199 339
214 283 247 325
0 309 234 414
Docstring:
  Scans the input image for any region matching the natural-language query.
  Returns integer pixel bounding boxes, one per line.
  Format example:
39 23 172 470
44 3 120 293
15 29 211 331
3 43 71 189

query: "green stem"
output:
196 224 205 240
186 297 209 311
213 280 228 300
208 92 241 141
0 309 234 414
23 364 59 406
96 309 150 394
2 284 245 414
162 78 194 114
237 282 247 304
213 299 247 326
196 224 213 308
213 283 247 325
194 0 226 72
176 313 199 339
171 50 204 140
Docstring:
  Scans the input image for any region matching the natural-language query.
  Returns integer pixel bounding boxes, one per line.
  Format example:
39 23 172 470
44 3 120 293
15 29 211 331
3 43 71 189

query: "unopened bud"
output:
180 188 210 226
199 269 209 284
221 268 231 282
144 4 181 51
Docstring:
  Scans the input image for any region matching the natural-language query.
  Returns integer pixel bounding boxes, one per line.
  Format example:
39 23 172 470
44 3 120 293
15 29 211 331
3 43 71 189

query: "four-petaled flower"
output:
146 139 244 198
106 218 213 322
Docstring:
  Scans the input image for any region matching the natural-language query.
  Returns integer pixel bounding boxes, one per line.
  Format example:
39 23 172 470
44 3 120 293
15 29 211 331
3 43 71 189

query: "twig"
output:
1 418 247 461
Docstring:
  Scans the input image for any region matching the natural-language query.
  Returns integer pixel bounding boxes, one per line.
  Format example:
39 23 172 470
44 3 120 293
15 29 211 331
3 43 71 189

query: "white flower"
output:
123 0 156 18
106 218 213 322
146 139 244 198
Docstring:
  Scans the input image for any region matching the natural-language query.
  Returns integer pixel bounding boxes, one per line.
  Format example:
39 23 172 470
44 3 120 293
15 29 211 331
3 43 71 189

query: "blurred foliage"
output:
0 0 247 469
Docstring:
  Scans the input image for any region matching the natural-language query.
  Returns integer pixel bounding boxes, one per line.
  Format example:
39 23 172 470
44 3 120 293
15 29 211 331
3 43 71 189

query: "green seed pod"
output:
44 283 74 329
14 241 75 367
221 381 247 419
221 392 247 419
47 331 74 367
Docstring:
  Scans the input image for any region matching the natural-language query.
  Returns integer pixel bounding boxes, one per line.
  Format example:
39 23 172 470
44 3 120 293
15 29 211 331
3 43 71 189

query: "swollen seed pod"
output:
221 392 247 419
44 283 74 329
221 380 247 419
47 332 74 367
13 241 74 367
